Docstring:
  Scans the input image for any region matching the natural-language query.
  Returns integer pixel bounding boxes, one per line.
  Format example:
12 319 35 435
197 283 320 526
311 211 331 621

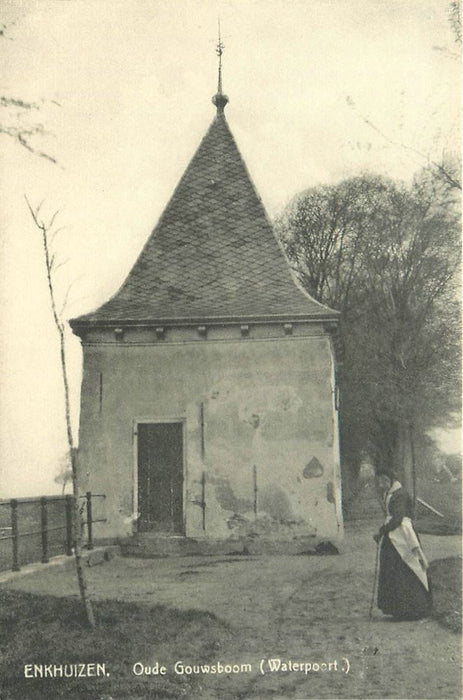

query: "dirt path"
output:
3 522 461 699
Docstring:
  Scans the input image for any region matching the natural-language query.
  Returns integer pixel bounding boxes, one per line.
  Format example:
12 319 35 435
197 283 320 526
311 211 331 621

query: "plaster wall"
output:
77 332 342 543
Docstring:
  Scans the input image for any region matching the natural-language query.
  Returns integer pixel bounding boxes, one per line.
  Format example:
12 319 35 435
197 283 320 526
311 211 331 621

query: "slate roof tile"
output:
71 106 336 327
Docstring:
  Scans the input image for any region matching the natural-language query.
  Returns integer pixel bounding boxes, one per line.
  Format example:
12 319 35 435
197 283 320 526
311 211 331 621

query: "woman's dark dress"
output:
377 486 432 619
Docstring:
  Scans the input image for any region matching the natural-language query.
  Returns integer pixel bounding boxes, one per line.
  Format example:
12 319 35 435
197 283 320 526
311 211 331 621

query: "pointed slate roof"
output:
71 99 336 329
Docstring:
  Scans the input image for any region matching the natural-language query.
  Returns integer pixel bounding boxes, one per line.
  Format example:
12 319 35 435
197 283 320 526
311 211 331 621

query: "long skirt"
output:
377 535 432 619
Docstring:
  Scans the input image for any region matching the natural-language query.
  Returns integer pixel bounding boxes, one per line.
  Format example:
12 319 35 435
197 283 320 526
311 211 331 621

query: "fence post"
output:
201 472 206 531
86 491 93 550
65 495 73 556
40 497 49 563
11 499 19 572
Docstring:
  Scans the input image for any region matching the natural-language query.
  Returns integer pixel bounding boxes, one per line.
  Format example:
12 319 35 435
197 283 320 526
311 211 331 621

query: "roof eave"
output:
69 310 339 335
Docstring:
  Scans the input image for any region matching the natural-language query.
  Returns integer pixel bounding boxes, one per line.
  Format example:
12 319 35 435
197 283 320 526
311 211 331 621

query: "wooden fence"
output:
0 492 106 572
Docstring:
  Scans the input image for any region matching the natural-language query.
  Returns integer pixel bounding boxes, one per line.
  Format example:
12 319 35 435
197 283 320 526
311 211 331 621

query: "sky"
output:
0 0 460 497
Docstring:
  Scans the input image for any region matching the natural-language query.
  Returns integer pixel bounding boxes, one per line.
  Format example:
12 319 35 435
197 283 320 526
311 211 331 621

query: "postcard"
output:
0 1 460 698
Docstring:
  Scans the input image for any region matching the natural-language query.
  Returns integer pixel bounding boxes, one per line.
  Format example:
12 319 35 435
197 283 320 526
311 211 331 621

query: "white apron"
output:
384 482 429 591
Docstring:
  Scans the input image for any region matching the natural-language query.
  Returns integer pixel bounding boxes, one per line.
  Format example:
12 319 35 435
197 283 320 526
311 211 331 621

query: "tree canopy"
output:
275 170 461 494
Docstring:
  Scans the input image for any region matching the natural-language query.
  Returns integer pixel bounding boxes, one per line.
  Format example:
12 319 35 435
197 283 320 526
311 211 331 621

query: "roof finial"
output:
217 19 224 94
212 18 228 114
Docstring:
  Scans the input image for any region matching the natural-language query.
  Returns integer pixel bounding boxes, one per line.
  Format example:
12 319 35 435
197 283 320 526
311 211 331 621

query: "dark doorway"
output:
137 422 184 533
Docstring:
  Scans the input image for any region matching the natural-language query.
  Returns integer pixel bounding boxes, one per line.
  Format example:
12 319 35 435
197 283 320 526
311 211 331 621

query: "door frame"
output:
133 416 187 535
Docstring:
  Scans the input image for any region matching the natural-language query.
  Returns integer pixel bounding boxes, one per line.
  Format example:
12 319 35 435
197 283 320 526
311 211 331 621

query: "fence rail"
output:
0 492 106 572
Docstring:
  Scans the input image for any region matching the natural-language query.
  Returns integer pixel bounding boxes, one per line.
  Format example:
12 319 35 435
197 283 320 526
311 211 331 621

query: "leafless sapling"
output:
25 196 96 629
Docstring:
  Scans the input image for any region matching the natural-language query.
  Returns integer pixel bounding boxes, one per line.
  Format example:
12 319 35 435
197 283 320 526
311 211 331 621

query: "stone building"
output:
70 73 343 551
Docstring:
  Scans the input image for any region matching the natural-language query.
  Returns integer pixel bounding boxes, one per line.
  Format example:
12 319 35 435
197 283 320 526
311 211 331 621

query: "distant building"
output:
70 65 343 550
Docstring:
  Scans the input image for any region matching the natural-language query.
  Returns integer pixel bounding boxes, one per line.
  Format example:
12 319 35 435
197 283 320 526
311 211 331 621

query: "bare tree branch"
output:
52 257 70 275
48 225 67 248
0 95 60 165
59 276 83 317
346 96 461 191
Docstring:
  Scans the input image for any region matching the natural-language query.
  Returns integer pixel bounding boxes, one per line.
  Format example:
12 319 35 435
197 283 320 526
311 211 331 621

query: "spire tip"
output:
213 19 228 113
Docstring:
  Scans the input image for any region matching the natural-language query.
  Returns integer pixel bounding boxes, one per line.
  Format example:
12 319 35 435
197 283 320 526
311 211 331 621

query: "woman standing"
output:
373 471 432 620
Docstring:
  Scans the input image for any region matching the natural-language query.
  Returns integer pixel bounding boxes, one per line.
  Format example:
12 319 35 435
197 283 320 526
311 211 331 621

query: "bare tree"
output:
25 196 96 629
276 171 461 503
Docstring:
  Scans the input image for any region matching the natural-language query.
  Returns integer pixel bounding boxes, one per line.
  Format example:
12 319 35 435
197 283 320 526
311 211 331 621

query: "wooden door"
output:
137 422 184 533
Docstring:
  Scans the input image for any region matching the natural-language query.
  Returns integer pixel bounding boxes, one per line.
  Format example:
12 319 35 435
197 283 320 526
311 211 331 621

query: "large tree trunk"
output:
393 422 415 504
373 418 416 508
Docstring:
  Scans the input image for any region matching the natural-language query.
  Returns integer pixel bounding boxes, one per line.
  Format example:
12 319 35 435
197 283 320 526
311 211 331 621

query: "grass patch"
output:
0 589 232 699
415 479 461 535
415 518 461 535
429 557 462 634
